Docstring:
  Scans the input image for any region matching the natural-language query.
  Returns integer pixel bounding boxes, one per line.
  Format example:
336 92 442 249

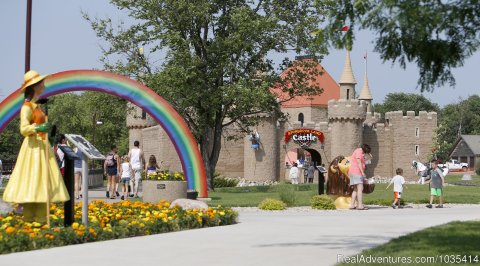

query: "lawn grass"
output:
208 181 480 207
337 220 480 266
445 174 480 185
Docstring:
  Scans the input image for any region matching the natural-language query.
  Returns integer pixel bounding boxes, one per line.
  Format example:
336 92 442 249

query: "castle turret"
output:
126 104 157 148
328 49 366 157
328 99 367 157
339 50 357 100
358 58 373 114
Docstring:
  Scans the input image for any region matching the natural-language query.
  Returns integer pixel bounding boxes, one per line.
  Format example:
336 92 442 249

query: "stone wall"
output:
141 125 182 173
282 106 328 126
328 99 366 158
243 117 279 182
215 126 245 178
384 111 437 181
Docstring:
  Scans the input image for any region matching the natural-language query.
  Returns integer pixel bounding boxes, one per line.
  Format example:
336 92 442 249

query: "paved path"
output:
1 204 479 266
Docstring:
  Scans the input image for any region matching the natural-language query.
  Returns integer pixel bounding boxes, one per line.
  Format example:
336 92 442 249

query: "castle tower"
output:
126 104 158 148
338 50 357 100
358 55 373 114
328 50 366 157
328 100 367 157
243 116 279 182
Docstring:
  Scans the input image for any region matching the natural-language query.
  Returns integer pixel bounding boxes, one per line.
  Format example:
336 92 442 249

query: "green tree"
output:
321 0 480 92
48 92 129 156
84 0 329 188
435 95 480 160
0 117 22 161
373 92 440 116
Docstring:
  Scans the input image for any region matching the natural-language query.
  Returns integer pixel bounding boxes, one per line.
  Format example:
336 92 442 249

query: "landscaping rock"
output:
0 199 13 215
462 174 472 181
170 199 209 210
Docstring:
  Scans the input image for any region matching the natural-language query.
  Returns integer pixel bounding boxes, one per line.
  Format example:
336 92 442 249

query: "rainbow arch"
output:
0 70 208 197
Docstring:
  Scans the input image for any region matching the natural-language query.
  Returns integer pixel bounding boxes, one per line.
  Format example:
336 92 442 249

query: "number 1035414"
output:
439 255 479 264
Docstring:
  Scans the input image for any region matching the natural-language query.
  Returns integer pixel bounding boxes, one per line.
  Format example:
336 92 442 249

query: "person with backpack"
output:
104 145 120 199
128 140 145 198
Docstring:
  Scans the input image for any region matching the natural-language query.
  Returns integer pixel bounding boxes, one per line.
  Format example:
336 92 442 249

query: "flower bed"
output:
0 200 237 254
145 171 185 181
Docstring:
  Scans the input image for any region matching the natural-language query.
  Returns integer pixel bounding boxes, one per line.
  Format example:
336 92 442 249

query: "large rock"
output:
170 199 209 210
462 174 472 181
0 199 13 215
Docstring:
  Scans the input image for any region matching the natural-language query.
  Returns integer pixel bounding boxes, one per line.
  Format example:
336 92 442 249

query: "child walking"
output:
425 159 445 208
119 155 134 200
386 168 407 209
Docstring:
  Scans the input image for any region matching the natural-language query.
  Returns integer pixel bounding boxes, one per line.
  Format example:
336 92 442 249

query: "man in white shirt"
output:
386 168 407 209
128 140 145 198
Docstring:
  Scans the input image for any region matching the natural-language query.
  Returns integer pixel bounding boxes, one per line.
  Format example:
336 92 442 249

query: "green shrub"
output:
476 161 480 176
213 176 239 188
277 184 298 206
310 195 336 210
258 198 287 210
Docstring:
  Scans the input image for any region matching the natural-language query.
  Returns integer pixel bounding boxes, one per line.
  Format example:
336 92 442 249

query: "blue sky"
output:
1 0 478 107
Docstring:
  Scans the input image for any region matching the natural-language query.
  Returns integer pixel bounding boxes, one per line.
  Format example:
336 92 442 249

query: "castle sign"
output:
285 129 325 147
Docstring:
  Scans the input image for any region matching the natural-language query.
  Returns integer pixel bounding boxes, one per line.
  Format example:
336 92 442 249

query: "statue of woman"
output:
2 70 69 223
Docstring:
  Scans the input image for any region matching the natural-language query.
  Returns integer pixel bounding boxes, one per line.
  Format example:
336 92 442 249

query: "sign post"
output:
65 134 105 226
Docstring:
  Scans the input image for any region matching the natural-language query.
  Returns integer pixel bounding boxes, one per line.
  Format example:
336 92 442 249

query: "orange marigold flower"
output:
5 226 16 234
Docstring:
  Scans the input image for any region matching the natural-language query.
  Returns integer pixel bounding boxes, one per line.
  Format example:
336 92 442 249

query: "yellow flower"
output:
219 211 225 216
72 222 79 230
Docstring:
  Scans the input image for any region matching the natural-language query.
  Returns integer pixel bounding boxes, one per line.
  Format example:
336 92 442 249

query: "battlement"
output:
288 120 328 130
126 110 157 129
328 99 366 121
385 111 437 121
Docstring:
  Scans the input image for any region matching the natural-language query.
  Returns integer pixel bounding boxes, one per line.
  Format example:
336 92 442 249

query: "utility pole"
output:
25 0 32 72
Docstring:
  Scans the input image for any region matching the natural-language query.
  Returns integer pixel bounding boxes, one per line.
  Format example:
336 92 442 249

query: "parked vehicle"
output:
438 159 469 171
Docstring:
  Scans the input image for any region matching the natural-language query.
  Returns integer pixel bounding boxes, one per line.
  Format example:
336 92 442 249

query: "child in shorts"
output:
119 155 133 200
386 168 407 209
425 159 445 208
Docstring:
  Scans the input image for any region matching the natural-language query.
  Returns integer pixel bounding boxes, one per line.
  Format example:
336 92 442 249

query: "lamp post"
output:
25 0 32 72
91 113 103 169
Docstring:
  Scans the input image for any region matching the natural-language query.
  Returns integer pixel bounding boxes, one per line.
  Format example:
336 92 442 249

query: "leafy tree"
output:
48 92 129 156
0 117 22 161
435 95 480 160
84 0 329 188
0 92 128 166
321 0 480 91
373 92 440 116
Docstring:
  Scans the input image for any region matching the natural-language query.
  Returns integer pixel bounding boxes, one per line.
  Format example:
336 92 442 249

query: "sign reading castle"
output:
284 129 325 147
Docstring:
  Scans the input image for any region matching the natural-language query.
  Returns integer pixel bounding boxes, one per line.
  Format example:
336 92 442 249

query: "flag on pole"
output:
364 52 367 60
340 25 348 32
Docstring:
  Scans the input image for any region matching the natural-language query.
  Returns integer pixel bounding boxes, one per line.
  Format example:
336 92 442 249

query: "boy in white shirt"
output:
386 168 407 209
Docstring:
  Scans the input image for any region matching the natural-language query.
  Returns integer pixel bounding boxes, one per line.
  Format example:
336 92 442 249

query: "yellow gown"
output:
2 101 70 204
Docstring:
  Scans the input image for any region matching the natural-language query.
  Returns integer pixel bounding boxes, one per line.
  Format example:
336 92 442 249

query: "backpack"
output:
105 152 116 167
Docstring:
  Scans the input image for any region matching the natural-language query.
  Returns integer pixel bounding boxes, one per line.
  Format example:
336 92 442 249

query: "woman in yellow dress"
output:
2 70 69 222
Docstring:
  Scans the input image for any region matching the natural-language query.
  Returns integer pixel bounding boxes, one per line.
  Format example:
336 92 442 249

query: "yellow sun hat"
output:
20 70 49 91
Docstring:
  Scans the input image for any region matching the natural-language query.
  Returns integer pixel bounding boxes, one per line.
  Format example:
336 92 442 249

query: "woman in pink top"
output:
348 144 371 210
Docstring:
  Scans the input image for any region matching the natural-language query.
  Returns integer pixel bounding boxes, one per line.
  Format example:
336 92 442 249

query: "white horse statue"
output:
412 160 448 184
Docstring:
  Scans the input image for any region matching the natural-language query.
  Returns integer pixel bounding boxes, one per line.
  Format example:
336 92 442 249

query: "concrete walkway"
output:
1 204 479 266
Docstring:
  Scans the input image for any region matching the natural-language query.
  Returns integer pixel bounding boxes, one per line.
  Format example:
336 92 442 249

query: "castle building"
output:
127 52 437 181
